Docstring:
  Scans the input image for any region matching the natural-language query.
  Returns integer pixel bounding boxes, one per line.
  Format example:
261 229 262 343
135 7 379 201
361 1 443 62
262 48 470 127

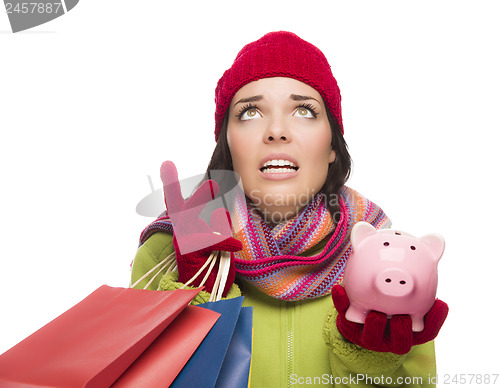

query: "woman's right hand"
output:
160 161 242 296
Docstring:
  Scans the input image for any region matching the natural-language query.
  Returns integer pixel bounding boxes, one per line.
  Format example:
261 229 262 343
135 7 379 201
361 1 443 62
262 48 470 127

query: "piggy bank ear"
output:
351 221 377 250
419 233 445 262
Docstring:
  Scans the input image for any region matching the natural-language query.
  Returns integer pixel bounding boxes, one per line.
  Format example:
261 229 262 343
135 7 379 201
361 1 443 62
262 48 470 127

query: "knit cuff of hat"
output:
214 31 343 140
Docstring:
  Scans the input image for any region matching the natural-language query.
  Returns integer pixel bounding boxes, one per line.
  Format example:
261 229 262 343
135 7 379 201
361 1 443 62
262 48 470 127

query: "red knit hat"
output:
214 31 343 141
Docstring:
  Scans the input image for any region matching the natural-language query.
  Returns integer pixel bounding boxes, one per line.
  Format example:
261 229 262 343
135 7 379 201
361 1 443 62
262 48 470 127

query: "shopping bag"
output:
111 304 219 387
215 306 253 388
0 285 203 388
170 296 253 388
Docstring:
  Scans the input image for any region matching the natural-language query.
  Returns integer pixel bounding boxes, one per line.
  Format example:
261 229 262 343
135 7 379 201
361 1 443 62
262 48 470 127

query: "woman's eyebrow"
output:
233 95 263 107
291 94 321 104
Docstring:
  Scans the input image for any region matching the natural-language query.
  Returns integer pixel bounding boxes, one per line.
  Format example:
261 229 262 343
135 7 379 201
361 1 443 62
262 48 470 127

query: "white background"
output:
1 0 499 384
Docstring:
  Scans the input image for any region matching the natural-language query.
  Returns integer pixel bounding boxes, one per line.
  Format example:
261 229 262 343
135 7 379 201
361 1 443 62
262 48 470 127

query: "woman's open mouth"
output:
260 159 299 174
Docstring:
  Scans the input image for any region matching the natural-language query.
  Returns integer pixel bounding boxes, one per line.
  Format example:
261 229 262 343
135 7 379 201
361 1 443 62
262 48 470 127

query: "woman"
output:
131 31 447 387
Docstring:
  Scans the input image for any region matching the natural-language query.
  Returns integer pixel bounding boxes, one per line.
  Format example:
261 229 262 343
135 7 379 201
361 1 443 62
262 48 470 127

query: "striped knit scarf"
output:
139 186 390 301
232 186 390 300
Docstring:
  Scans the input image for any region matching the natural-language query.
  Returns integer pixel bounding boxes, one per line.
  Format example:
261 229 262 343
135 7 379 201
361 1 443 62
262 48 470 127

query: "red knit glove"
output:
161 161 242 296
331 285 448 355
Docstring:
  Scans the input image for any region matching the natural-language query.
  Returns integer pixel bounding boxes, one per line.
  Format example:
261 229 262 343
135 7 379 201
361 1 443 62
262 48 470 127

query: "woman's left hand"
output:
331 285 449 355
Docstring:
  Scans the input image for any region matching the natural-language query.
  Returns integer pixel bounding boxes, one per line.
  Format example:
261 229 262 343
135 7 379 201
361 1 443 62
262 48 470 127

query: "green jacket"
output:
131 231 437 388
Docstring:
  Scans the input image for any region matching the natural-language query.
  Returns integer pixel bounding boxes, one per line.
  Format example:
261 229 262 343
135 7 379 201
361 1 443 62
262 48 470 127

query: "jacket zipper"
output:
286 303 295 388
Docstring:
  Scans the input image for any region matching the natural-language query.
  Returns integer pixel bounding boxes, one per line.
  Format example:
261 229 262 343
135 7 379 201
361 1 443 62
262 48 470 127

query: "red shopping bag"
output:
112 305 219 387
0 285 215 388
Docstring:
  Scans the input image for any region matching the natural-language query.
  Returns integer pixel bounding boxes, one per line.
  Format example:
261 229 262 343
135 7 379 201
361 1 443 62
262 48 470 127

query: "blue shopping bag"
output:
170 296 252 388
215 305 253 388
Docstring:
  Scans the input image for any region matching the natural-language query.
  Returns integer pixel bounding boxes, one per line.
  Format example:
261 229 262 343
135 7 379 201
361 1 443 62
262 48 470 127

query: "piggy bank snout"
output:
375 268 414 297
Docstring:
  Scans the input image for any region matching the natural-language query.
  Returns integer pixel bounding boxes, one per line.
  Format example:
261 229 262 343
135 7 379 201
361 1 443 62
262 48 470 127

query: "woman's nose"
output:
263 116 291 144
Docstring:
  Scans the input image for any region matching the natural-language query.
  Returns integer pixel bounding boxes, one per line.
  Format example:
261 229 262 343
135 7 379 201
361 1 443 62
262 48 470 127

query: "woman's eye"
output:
240 108 261 121
294 107 315 118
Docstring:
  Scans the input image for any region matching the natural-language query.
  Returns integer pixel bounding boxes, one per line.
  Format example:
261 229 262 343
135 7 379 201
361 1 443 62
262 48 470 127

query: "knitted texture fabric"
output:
139 212 171 244
139 186 390 301
214 31 343 141
232 186 390 300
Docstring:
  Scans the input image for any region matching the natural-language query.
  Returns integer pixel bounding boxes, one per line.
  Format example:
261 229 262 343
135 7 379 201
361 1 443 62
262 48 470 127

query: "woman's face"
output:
227 77 335 224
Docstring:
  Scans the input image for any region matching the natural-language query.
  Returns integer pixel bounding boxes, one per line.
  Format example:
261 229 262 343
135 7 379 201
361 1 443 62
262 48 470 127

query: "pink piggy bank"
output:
343 221 445 332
